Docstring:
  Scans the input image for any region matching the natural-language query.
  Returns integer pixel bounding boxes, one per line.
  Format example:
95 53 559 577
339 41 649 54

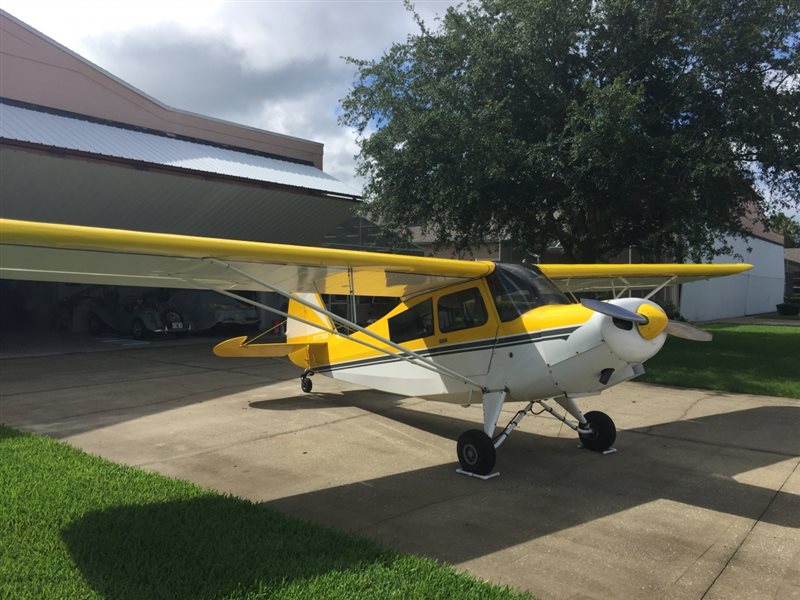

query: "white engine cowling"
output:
600 298 667 363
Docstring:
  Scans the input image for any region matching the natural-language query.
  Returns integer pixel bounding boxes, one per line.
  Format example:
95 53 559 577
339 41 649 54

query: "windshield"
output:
487 263 569 321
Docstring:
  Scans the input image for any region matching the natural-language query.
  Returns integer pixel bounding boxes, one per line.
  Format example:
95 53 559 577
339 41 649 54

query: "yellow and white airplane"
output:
0 218 752 477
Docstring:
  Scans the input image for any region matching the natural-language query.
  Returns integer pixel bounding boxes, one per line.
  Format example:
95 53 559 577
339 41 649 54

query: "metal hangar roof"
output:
0 100 359 199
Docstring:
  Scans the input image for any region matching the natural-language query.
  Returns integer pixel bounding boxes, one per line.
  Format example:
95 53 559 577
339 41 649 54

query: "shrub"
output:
776 303 800 316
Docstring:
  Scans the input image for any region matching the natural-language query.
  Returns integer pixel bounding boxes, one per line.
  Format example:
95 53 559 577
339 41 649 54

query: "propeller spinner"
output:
580 298 712 342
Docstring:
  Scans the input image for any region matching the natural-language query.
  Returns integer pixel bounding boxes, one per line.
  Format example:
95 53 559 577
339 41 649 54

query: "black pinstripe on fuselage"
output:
314 326 580 374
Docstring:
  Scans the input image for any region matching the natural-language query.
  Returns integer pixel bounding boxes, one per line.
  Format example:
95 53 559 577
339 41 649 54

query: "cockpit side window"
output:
487 263 569 322
437 287 488 333
388 298 434 343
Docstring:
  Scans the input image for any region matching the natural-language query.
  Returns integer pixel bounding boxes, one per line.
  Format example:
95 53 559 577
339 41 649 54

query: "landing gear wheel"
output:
578 410 616 451
300 377 313 393
457 429 496 475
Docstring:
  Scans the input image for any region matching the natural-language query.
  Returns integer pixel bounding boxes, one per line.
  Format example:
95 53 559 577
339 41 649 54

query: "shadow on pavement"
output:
1 346 298 438
252 396 799 564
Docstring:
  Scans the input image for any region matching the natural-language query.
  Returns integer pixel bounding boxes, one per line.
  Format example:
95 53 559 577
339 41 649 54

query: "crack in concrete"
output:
663 518 739 596
356 489 493 534
0 363 278 398
634 393 717 436
626 429 799 459
28 381 267 425
700 458 800 599
120 353 282 374
675 393 714 422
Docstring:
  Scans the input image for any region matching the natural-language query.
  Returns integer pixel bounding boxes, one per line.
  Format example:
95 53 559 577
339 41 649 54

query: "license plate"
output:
171 323 184 330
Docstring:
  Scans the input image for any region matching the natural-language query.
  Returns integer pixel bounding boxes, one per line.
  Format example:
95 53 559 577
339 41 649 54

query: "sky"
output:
0 0 458 192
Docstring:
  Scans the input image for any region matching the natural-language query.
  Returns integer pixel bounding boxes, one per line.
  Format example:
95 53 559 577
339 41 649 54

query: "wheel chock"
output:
577 444 618 455
456 468 500 480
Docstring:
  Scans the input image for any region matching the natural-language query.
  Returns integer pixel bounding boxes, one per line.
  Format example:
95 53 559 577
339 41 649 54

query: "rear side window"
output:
437 288 488 333
388 299 434 343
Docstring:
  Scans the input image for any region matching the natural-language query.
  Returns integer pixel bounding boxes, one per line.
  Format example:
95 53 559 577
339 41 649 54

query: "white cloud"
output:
1 0 457 195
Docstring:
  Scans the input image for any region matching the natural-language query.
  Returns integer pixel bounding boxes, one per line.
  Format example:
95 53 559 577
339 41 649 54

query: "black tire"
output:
87 313 104 335
578 410 616 451
457 429 496 475
162 310 182 333
301 377 313 393
131 318 148 340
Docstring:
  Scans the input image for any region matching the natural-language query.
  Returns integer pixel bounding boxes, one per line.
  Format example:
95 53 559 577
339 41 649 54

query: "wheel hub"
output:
462 444 477 465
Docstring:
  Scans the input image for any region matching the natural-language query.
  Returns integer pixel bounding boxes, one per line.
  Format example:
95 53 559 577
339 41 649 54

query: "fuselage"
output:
290 264 668 404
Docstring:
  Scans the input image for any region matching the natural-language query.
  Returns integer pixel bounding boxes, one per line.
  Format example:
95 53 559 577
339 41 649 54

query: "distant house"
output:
785 248 800 299
679 218 785 321
412 214 785 321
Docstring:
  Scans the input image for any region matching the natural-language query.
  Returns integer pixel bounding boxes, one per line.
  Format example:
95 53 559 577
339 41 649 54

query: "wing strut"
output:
210 287 482 389
644 276 677 300
179 259 486 391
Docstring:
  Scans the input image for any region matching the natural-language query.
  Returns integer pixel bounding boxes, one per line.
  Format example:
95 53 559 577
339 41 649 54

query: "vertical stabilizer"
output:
286 293 334 343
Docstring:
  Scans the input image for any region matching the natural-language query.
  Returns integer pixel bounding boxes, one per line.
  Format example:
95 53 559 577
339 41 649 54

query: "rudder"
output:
286 293 334 344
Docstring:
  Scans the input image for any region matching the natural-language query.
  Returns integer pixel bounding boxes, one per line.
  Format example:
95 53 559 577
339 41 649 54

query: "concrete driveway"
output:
1 344 798 599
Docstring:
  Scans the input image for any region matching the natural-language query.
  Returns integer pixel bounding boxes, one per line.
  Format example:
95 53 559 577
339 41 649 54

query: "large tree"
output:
340 0 800 262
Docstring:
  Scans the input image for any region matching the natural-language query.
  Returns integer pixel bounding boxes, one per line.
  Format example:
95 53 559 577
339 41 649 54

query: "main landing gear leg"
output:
300 369 314 393
549 396 617 452
456 393 618 479
456 391 506 478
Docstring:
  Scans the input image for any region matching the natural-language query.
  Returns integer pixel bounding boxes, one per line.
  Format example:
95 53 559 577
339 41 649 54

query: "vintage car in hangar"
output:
165 289 260 332
51 286 191 339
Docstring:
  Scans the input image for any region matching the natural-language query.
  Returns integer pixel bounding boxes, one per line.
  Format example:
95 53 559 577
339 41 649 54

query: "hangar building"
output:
0 10 364 336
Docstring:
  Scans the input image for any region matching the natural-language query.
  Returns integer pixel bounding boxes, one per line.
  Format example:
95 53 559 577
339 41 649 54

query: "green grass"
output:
0 426 528 600
640 323 800 398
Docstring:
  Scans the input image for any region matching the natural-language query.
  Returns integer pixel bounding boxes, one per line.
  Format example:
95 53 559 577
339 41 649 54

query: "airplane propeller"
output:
580 298 647 324
580 298 712 342
664 320 713 342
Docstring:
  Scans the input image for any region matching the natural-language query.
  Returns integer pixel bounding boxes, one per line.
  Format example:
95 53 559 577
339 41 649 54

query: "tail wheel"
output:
300 377 313 393
578 410 616 451
457 429 496 475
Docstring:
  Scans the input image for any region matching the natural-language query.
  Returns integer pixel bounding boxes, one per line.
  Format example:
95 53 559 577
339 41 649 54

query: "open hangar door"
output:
0 280 265 339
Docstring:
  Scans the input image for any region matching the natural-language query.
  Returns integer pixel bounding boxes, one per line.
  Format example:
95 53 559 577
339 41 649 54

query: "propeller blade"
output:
580 298 648 324
665 320 713 342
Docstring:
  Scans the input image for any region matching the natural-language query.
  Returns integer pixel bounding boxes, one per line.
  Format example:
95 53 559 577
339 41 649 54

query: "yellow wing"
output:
0 218 493 298
0 219 751 297
538 263 753 294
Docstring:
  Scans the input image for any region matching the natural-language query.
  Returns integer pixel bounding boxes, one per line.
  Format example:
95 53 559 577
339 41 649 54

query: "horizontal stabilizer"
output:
213 336 323 358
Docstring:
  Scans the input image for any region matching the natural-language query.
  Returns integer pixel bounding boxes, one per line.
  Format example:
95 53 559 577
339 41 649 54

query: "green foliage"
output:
776 302 800 315
640 323 800 397
0 426 529 600
341 0 800 262
768 212 800 246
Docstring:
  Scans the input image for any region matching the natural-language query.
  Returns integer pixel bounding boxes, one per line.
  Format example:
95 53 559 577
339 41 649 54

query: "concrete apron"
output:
1 344 798 600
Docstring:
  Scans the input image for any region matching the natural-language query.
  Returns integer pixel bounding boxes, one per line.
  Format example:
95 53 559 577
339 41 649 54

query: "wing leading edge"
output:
0 218 494 298
0 219 752 297
538 263 753 294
